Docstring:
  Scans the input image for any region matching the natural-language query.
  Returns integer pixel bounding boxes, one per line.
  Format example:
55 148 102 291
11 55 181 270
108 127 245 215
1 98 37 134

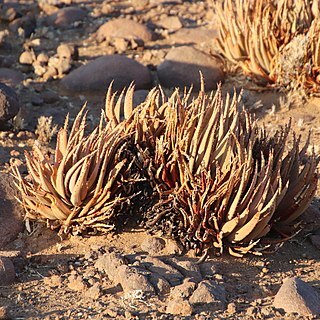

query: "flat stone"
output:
189 280 226 311
273 277 320 316
165 238 183 255
0 257 15 286
97 18 153 43
157 46 224 90
150 0 182 4
0 68 24 87
61 55 152 93
170 26 218 47
43 274 63 288
94 251 126 282
47 7 86 28
170 258 202 283
130 0 149 9
141 256 184 286
157 16 182 31
117 264 155 294
0 173 24 249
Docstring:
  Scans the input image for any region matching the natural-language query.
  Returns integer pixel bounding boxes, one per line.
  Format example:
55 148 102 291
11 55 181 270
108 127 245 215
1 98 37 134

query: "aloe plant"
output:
214 0 320 91
13 82 318 257
13 107 131 234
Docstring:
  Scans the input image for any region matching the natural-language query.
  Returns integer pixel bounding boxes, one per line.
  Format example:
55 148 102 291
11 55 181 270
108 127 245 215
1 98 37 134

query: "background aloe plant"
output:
214 0 320 92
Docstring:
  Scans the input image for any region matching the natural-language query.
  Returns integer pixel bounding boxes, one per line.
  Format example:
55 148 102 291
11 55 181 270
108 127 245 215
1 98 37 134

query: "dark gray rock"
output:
0 173 24 249
0 55 16 68
157 46 224 90
189 280 226 311
141 256 184 286
47 7 86 28
273 277 320 316
0 83 19 126
61 55 152 93
8 15 36 38
133 90 149 107
170 258 202 283
0 257 15 285
0 68 24 87
97 18 153 43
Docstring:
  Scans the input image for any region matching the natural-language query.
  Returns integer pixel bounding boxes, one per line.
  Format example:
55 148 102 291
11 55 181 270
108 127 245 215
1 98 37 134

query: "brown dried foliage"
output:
214 0 320 92
13 82 318 257
136 82 318 256
13 107 131 234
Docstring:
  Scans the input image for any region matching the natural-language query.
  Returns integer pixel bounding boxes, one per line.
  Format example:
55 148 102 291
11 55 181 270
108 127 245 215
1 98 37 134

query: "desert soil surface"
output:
0 0 320 319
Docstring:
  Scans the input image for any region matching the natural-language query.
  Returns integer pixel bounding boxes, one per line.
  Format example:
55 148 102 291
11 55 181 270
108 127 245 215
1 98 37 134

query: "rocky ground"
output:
1 0 320 319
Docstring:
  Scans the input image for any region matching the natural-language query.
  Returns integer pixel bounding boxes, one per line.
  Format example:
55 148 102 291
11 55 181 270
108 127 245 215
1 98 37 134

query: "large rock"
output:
8 15 36 38
47 7 86 28
0 173 24 249
97 18 153 43
170 27 218 47
0 257 15 286
273 277 320 316
157 46 224 90
0 68 24 87
94 251 154 295
189 280 226 311
157 15 183 32
166 298 193 316
0 83 19 127
61 55 152 93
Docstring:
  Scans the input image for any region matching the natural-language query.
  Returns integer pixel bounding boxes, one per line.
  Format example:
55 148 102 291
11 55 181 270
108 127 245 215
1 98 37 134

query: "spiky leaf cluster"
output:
14 108 131 234
13 82 318 257
214 0 320 92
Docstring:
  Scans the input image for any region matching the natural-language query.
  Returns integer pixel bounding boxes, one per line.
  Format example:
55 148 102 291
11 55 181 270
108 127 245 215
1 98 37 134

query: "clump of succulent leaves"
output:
13 107 134 234
214 0 320 92
13 82 318 257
